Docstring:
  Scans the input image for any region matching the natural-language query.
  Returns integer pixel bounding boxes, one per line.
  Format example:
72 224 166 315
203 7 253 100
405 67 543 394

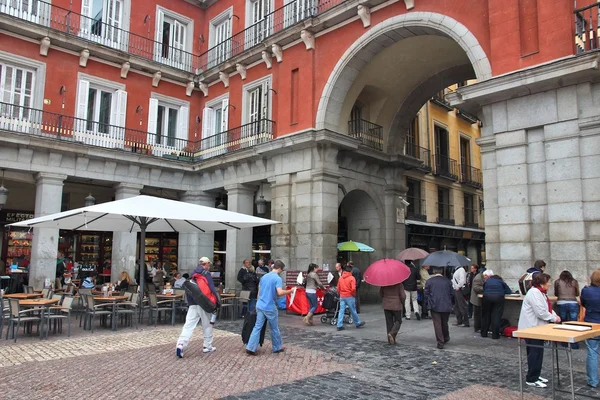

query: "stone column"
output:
225 184 255 289
383 183 408 259
268 175 293 267
111 183 143 283
29 173 67 289
178 191 215 275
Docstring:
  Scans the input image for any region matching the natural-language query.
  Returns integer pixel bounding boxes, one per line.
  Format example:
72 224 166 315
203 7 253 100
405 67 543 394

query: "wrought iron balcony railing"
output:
0 102 273 162
197 0 347 72
436 202 455 226
460 164 483 189
464 207 479 229
575 2 600 53
406 197 426 222
348 119 383 151
0 0 201 73
405 143 432 172
186 119 274 160
433 154 459 181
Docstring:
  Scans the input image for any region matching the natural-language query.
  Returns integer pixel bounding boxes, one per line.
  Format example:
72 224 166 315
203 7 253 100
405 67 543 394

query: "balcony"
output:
0 1 201 75
433 154 458 181
575 3 600 53
436 202 455 226
348 119 383 151
0 102 273 162
464 207 479 229
187 120 274 160
406 197 426 222
198 0 348 75
405 143 432 172
460 165 483 189
431 93 454 111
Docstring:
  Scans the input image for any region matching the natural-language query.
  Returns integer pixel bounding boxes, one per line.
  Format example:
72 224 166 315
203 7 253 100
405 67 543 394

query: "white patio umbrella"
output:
9 195 279 297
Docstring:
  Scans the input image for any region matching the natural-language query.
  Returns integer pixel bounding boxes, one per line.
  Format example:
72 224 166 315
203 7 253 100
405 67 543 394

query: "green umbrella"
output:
337 241 375 252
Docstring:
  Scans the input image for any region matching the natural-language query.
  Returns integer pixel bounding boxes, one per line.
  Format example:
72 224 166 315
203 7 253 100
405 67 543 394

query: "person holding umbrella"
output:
424 266 454 349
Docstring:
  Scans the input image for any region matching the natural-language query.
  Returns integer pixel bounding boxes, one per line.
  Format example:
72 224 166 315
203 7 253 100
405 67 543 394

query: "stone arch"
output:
315 12 492 132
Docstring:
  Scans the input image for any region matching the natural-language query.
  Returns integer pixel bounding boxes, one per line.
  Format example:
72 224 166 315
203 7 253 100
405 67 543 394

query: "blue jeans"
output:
337 296 361 328
306 293 318 313
586 337 600 387
246 307 283 353
557 303 580 349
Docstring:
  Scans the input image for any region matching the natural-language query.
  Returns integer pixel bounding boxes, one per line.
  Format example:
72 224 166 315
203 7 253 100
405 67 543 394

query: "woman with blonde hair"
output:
581 269 600 388
115 271 133 291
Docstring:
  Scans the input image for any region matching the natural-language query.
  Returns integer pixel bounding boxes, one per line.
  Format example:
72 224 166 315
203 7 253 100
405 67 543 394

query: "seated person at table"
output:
115 271 133 291
81 273 97 289
173 273 186 288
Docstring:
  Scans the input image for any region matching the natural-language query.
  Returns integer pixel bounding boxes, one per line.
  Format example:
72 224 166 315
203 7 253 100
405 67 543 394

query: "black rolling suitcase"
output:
241 311 267 346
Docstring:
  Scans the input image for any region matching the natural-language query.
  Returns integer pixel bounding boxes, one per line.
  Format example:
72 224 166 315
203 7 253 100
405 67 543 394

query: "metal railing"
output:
406 197 426 222
348 119 383 151
437 202 455 226
464 207 478 228
460 165 483 188
0 0 201 73
405 143 432 171
575 2 600 53
190 119 274 160
433 154 458 180
197 0 347 72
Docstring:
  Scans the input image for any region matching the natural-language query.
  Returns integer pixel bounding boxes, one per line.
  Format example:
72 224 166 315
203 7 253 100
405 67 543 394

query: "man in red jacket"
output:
336 265 365 331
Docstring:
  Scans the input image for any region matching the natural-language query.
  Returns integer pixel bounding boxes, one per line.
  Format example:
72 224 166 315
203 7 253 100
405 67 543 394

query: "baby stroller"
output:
320 287 353 325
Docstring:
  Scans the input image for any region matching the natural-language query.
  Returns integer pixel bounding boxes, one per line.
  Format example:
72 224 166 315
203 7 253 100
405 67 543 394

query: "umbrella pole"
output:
138 221 146 305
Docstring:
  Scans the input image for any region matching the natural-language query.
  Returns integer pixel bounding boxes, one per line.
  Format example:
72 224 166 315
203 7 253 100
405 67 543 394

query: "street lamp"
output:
255 185 267 216
84 191 96 207
0 169 8 210
216 193 226 210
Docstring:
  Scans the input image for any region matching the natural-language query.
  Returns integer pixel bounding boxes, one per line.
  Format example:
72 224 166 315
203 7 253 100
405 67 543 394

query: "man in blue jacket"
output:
424 267 454 349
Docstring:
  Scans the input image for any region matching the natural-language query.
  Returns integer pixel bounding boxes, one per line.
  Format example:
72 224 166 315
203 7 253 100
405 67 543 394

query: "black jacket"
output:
403 263 419 291
351 266 362 289
424 275 454 313
237 267 258 298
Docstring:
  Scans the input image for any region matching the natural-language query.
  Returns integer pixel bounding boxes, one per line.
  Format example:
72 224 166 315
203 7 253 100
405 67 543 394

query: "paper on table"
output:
553 325 592 332
327 272 334 284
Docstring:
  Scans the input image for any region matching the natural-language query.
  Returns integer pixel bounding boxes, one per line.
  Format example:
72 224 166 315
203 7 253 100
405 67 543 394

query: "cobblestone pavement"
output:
0 306 598 399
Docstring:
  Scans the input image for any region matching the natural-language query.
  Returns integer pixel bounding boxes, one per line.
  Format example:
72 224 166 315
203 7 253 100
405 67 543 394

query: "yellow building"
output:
404 83 485 264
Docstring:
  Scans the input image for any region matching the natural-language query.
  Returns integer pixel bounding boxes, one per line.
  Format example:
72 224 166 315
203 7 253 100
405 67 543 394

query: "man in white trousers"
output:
176 257 218 358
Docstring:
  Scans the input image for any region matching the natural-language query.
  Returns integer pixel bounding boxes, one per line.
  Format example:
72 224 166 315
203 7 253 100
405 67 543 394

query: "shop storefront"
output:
58 230 113 280
138 232 179 276
1 210 35 272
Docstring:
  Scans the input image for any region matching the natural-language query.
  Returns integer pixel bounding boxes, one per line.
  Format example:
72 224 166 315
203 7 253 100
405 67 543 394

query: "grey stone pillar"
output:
295 170 339 268
178 191 215 275
29 173 66 289
383 183 408 259
225 184 255 289
111 183 143 282
269 175 293 267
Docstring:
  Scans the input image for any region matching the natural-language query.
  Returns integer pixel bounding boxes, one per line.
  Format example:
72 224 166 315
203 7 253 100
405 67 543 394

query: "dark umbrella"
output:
421 250 471 268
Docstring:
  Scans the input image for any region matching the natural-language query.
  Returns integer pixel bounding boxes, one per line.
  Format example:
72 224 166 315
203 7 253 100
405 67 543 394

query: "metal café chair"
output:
82 294 113 333
5 299 41 342
48 296 74 337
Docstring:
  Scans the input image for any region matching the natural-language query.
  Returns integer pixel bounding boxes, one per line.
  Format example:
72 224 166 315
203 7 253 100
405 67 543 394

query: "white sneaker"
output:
538 377 548 383
406 316 411 320
203 346 216 353
526 380 547 388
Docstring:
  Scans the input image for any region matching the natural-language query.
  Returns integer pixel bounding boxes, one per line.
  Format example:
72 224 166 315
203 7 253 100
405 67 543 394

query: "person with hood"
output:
336 265 365 331
527 260 546 275
424 266 454 349
176 257 219 358
518 273 560 388
403 260 420 320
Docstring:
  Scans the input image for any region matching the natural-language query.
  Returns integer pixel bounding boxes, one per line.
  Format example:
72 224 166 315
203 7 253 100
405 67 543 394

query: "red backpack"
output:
194 273 217 305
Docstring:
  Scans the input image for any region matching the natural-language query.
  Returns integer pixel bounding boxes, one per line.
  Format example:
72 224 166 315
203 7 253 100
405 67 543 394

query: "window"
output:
147 94 189 154
209 10 232 68
437 186 454 225
460 136 471 181
202 97 229 153
0 63 35 119
406 178 425 221
464 193 477 227
246 0 272 48
242 77 272 140
434 125 456 179
76 77 127 137
284 0 315 28
81 0 127 50
405 116 419 157
0 0 42 23
155 7 193 70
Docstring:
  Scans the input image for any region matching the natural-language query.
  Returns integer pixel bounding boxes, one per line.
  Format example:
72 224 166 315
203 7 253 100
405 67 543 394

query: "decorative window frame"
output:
0 50 46 110
209 7 233 48
155 5 195 55
241 74 272 124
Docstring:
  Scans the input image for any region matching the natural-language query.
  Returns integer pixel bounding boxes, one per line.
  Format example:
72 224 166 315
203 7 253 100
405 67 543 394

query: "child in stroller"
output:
320 287 353 325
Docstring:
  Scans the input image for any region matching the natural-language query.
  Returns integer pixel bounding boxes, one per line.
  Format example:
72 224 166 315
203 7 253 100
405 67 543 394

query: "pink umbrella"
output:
396 247 429 260
363 259 411 287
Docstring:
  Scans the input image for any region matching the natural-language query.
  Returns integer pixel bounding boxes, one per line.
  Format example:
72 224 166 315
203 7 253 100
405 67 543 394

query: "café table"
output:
157 294 184 325
219 293 238 320
19 298 59 339
5 293 43 300
94 295 128 330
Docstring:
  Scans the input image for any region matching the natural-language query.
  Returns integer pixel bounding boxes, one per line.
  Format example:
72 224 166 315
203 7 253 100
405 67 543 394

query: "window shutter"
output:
147 98 158 145
76 80 90 131
81 0 91 36
202 107 214 138
221 98 229 132
177 105 189 144
115 89 128 127
154 11 164 61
